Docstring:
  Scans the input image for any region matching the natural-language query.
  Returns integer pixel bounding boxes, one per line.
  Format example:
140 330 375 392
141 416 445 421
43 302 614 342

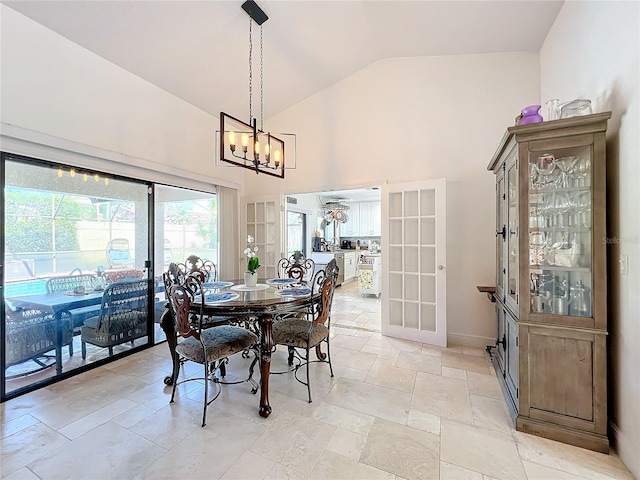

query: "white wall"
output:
244 52 541 346
540 1 639 476
0 6 244 190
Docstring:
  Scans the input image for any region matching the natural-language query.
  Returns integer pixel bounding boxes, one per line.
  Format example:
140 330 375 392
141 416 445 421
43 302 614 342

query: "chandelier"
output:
219 0 287 179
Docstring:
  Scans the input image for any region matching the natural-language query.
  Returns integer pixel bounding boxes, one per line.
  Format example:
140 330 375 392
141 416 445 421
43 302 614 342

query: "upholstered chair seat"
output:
176 325 257 364
273 318 329 350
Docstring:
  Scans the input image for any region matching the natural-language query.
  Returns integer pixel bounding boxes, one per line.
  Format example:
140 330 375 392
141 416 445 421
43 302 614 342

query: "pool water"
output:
4 279 48 297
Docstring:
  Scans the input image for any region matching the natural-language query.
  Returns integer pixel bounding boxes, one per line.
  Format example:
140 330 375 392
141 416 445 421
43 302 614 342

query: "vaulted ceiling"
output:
3 0 563 119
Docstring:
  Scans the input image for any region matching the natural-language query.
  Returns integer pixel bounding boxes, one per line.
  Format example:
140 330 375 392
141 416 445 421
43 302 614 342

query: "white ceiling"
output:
3 0 563 120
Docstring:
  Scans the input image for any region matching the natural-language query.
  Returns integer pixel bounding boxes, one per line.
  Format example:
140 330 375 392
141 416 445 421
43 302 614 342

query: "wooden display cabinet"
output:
487 112 611 453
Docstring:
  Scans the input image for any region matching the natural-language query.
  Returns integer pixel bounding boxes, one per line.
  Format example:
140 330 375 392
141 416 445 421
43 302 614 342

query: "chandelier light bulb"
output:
83 173 88 182
104 178 109 185
254 140 260 159
94 174 99 181
69 169 76 178
241 133 249 153
228 131 236 152
274 149 281 167
57 168 63 177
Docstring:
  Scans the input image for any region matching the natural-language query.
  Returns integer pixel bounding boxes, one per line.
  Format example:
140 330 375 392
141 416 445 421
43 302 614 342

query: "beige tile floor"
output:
0 280 634 480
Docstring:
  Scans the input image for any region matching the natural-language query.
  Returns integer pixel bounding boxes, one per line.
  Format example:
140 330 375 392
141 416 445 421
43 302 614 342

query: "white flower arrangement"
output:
244 235 260 274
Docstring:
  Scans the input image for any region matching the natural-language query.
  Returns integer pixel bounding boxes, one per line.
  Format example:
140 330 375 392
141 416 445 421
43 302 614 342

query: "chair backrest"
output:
183 255 218 282
5 306 71 367
46 274 97 294
277 256 315 281
96 278 150 331
163 262 184 291
169 274 202 340
324 258 339 283
106 238 134 267
201 260 218 282
314 276 337 327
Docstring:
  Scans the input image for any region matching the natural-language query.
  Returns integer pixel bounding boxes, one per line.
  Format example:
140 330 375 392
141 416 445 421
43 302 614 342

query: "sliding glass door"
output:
2 153 151 397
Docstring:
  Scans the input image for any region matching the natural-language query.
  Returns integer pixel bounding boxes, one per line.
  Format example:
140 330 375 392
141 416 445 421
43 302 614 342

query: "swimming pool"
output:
4 279 48 297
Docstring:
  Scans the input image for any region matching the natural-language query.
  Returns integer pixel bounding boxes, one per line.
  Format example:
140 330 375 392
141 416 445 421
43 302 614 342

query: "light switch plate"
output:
619 254 629 275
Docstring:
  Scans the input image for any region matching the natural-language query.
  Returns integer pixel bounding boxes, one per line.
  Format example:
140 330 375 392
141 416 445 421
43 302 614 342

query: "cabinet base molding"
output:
492 358 518 422
447 332 495 349
516 415 609 454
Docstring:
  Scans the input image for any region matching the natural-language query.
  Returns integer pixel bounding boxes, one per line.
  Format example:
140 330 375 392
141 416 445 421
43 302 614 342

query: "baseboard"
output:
447 332 495 349
610 420 639 479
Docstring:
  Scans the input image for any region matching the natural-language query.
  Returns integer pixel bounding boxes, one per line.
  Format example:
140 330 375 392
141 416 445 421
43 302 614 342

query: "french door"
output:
242 195 284 280
381 179 447 346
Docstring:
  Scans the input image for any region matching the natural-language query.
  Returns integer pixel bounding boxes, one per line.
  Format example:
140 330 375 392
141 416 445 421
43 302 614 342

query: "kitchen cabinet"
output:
341 201 381 237
488 112 611 453
343 252 357 282
341 204 359 237
358 201 381 236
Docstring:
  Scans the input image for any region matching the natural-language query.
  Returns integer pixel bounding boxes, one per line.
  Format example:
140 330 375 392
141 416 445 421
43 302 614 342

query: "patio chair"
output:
169 273 259 426
271 262 338 402
106 238 135 269
5 306 72 378
80 278 151 358
45 272 102 356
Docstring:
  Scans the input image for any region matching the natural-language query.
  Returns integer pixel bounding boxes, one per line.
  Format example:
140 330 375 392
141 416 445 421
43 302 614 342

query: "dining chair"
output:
277 254 315 282
162 263 235 375
271 265 337 403
182 255 219 282
169 273 259 426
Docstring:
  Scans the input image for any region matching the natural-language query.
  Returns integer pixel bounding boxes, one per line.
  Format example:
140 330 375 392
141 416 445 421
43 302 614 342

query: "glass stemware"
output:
577 157 591 187
555 156 578 188
553 192 570 227
536 153 555 175
569 156 591 187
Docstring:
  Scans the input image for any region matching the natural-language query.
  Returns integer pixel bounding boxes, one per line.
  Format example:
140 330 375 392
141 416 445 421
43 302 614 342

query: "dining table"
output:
7 290 105 375
160 278 318 418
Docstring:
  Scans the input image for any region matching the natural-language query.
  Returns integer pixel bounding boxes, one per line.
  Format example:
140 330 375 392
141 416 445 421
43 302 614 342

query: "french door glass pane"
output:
3 157 150 395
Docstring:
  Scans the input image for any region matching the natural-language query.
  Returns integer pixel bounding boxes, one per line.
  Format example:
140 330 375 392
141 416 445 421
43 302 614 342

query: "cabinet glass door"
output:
528 146 592 317
506 158 519 309
496 172 505 298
